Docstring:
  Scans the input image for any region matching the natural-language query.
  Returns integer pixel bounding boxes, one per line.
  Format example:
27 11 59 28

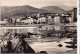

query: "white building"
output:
28 17 34 24
42 17 46 23
37 13 40 17
37 17 41 23
16 18 21 23
47 15 54 24
20 20 26 24
11 18 16 24
69 17 72 23
20 17 34 24
54 15 60 24
37 16 46 23
0 20 7 26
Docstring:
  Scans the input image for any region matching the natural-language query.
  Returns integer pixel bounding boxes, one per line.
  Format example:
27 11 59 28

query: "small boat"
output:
66 45 77 48
65 42 77 44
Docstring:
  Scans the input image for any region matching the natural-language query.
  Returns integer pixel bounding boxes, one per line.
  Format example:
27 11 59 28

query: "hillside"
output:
1 5 70 20
41 6 67 14
57 5 74 11
1 5 48 19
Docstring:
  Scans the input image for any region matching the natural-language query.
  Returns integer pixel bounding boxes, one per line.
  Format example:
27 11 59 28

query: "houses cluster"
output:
0 8 77 26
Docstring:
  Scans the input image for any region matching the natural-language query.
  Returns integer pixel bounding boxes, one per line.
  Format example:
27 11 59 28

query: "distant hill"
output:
1 5 72 20
41 6 68 14
1 5 48 14
57 5 74 11
1 5 48 20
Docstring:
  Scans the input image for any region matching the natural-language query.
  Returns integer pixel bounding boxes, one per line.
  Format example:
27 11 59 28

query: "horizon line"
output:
1 5 77 8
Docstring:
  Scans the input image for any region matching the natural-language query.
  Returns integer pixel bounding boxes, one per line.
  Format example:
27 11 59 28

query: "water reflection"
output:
0 27 38 35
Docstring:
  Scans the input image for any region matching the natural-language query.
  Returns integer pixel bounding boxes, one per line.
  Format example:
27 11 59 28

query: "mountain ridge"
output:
41 6 67 14
1 5 71 20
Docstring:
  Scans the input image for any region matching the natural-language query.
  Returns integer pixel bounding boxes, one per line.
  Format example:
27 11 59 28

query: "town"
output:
0 8 77 27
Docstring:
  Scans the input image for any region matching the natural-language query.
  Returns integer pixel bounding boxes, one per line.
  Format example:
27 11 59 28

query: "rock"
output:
58 44 63 47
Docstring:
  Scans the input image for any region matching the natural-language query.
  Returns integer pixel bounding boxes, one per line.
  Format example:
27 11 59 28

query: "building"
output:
20 17 34 24
41 16 47 24
16 18 21 24
69 17 72 23
0 20 7 26
7 18 13 24
7 15 25 25
37 13 40 17
61 14 71 24
12 18 17 24
37 17 42 24
37 16 47 24
54 15 60 24
20 19 26 25
28 17 34 24
72 8 77 22
47 15 54 24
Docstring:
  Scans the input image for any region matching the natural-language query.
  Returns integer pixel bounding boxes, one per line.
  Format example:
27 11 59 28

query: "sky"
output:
0 0 77 8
